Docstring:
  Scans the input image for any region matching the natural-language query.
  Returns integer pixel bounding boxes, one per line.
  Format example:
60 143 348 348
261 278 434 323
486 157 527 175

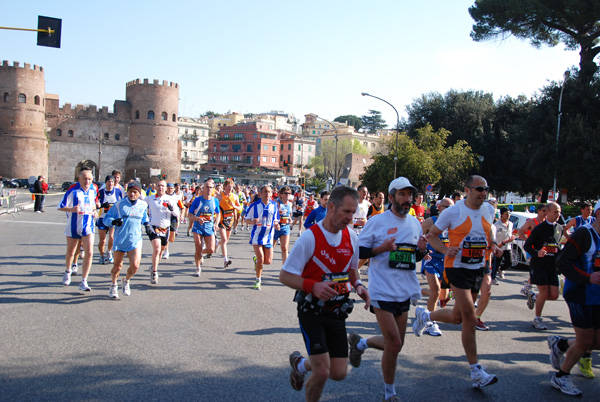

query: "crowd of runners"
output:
55 168 599 400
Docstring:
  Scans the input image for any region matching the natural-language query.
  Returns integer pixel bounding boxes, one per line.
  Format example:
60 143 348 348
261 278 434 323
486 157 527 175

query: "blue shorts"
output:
422 257 445 279
192 224 215 237
274 225 290 240
96 217 109 231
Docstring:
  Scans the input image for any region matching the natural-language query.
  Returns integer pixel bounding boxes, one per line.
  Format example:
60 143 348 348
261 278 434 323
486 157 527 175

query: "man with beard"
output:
347 177 428 402
414 175 502 389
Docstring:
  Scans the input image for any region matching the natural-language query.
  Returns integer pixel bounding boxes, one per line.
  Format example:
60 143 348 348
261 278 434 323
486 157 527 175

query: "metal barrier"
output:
0 189 20 218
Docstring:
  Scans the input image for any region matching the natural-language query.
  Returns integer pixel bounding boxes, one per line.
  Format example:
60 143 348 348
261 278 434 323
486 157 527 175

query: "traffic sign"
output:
425 184 433 192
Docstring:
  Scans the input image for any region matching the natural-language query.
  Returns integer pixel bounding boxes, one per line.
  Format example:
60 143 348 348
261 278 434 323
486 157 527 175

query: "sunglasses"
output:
470 186 489 192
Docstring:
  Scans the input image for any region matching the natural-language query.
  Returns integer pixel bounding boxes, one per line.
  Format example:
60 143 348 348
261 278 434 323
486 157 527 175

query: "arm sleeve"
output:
556 228 592 284
524 225 539 255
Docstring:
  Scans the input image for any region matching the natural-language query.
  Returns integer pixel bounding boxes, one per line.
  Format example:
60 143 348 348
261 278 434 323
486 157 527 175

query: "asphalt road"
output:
0 197 597 401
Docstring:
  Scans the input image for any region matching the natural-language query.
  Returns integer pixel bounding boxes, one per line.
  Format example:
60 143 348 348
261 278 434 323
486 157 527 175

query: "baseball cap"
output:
127 181 142 193
388 177 416 194
594 200 600 214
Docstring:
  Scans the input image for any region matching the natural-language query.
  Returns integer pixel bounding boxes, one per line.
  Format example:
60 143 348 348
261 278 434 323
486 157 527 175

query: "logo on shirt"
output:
337 248 352 257
387 227 398 235
321 250 336 265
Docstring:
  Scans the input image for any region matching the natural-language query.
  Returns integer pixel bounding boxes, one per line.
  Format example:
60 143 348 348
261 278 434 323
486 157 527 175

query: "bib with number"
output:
389 243 417 270
461 240 486 264
322 272 351 295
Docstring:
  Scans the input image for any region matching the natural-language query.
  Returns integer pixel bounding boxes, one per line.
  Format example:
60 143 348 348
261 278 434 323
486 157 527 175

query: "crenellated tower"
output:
0 61 48 178
125 79 180 184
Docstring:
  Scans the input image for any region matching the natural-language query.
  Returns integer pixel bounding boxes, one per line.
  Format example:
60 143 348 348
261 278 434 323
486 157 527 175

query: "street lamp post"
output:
553 71 570 203
310 114 339 186
361 92 400 178
478 155 484 175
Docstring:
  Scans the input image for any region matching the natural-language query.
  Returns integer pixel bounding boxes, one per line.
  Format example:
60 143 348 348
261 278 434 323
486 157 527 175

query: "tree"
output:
334 115 363 131
361 110 387 133
318 139 369 184
469 0 600 84
202 111 221 118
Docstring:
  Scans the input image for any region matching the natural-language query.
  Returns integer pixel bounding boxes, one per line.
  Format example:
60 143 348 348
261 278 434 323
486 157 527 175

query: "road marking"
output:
0 220 63 225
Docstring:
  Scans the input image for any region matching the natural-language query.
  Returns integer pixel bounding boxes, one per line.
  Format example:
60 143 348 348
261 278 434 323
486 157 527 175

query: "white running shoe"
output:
425 322 443 336
547 335 565 370
520 283 531 297
122 279 131 296
527 290 536 310
151 271 158 285
163 250 169 259
108 251 114 263
471 366 498 388
412 306 428 337
62 271 72 286
71 263 78 276
532 317 547 330
78 280 91 292
551 373 582 396
195 267 201 277
109 284 119 299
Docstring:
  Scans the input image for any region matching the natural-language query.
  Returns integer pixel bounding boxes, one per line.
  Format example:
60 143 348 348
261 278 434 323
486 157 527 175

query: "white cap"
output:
388 177 416 194
594 200 600 214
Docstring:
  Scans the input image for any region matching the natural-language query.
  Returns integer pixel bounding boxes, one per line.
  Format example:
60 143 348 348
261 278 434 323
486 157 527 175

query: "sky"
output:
1 0 581 127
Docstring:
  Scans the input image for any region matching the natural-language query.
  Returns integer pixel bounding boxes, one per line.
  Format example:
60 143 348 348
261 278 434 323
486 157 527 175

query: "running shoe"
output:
527 290 536 310
491 278 499 285
78 280 91 292
62 271 72 286
476 318 490 331
520 283 531 297
206 253 212 259
151 271 158 285
532 317 547 330
277 239 281 245
253 279 261 290
547 335 565 370
498 269 505 279
577 357 595 378
348 332 364 367
122 279 131 296
99 255 106 265
297 232 301 237
471 366 498 388
163 250 169 259
289 351 305 391
412 306 428 337
109 284 119 299
233 229 238 235
224 259 232 268
551 373 582 396
195 267 201 277
439 298 450 308
253 256 257 268
107 252 114 264
71 263 78 276
383 396 401 402
425 322 443 336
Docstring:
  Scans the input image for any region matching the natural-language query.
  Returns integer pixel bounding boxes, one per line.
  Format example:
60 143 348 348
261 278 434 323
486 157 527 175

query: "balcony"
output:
181 157 199 164
181 133 199 140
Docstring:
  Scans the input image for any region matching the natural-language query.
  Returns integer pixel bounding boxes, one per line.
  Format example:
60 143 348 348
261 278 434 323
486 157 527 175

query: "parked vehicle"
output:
2 179 18 188
61 181 75 191
508 211 537 268
13 179 29 188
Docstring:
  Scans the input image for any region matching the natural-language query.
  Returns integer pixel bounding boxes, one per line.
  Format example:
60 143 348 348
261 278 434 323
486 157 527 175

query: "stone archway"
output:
74 160 97 181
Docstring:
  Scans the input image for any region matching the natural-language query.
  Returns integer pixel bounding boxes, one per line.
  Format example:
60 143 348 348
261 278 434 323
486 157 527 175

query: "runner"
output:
303 193 317 232
494 207 516 282
414 175 502 388
347 177 428 402
58 168 99 291
217 179 243 268
547 200 600 396
524 202 563 330
102 181 148 298
280 186 370 402
145 180 179 284
303 191 330 229
367 191 386 218
517 204 546 297
352 184 370 234
188 179 220 277
564 201 596 240
291 189 306 236
97 175 124 265
163 183 184 259
411 192 426 223
274 186 293 264
245 185 280 290
419 197 454 336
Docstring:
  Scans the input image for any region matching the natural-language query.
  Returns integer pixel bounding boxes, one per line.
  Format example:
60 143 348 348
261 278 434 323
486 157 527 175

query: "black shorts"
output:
293 211 303 218
566 302 600 329
218 222 232 231
148 226 169 246
531 264 559 287
170 215 178 232
445 267 484 293
297 310 348 358
370 300 410 316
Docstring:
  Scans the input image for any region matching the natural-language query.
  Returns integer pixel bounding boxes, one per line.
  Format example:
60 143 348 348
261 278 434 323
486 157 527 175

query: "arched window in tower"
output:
161 112 167 121
148 111 155 120
18 93 26 103
3 93 8 102
135 110 140 119
115 134 120 141
56 128 62 136
34 95 40 105
172 113 176 122
68 130 74 137
104 133 110 140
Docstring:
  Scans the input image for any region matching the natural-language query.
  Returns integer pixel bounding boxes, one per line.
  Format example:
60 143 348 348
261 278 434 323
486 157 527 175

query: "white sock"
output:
384 383 396 399
470 363 481 371
298 358 307 374
256 277 261 282
357 338 369 351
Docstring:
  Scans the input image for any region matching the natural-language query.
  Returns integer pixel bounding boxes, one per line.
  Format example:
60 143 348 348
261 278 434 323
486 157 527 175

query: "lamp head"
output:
361 92 369 96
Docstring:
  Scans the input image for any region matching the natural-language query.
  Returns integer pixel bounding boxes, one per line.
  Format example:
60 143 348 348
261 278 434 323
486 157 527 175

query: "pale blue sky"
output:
2 0 581 126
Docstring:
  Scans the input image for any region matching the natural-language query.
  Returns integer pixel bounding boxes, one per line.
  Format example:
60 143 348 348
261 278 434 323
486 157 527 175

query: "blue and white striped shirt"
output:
58 183 98 237
246 199 280 246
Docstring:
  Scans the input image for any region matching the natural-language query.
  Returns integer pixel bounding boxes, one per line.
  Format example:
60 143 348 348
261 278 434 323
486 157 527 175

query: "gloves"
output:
101 202 111 210
145 224 153 236
166 203 174 212
112 218 123 227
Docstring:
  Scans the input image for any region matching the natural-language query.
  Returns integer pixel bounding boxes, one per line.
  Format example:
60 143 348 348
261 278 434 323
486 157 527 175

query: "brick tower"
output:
124 79 180 185
0 61 48 179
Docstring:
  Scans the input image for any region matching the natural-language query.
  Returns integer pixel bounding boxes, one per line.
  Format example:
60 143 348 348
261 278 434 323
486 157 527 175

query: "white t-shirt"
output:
282 221 359 276
358 210 422 302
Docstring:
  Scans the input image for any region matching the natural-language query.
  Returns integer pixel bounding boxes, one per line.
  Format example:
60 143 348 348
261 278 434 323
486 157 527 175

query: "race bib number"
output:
280 216 290 225
542 242 559 256
322 273 351 295
460 240 486 264
154 227 169 236
389 243 417 270
199 213 213 222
